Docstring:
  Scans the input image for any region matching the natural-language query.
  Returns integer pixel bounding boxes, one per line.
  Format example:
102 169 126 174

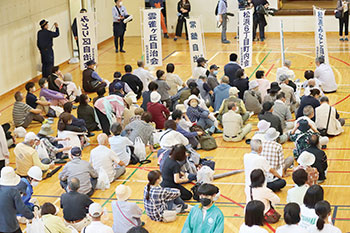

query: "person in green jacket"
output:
181 183 224 233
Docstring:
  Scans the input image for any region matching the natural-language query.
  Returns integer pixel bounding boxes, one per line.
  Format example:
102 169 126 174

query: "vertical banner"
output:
239 9 253 68
143 9 162 67
77 13 98 70
314 7 329 64
280 20 285 67
186 17 206 76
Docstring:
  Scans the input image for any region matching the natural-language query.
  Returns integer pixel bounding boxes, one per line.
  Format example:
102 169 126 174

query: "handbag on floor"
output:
318 106 332 136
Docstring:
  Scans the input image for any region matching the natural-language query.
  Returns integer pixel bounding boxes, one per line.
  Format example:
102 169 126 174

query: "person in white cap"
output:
0 167 34 232
16 166 42 222
243 79 262 115
222 102 252 142
252 120 271 142
83 203 113 233
147 91 170 129
14 132 55 177
218 87 250 124
186 95 218 133
261 128 294 191
112 184 143 233
294 151 319 186
90 133 126 184
278 74 298 113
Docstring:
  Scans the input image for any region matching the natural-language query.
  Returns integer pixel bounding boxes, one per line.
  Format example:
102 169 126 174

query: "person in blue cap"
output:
37 19 60 78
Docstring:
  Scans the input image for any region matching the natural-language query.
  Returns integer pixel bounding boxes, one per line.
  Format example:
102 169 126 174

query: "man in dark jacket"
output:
251 0 269 41
224 53 241 86
71 9 87 55
82 60 107 93
37 19 60 78
305 134 328 182
121 65 143 99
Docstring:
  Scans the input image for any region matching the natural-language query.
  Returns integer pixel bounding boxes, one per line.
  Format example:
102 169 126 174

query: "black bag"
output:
128 146 151 165
60 83 68 95
318 106 332 136
191 183 201 201
200 158 216 170
335 10 342 19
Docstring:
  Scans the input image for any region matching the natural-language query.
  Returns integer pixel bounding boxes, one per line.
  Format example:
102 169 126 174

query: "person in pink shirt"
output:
39 78 67 106
255 70 270 101
94 94 125 135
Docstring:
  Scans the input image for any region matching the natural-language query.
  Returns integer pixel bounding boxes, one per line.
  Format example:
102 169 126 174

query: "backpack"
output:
199 133 217 151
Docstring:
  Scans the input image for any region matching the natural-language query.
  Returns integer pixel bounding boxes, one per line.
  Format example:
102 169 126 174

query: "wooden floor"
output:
3 32 350 232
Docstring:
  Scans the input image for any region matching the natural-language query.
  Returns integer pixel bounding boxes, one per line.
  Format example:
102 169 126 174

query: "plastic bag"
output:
96 167 110 190
162 210 177 223
26 217 46 233
134 137 146 161
197 166 215 184
50 106 64 117
36 140 50 160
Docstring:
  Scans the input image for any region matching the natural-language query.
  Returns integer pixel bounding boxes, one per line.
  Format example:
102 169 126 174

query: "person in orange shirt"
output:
150 0 169 38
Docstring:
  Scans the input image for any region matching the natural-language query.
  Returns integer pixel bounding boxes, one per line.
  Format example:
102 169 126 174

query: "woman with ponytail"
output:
143 170 186 222
307 200 341 233
276 203 308 233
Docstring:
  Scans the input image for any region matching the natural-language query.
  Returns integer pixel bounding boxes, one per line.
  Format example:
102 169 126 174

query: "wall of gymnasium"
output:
165 0 339 34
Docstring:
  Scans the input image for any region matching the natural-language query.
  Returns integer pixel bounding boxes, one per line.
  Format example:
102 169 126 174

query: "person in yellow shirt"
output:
14 132 55 177
41 202 76 233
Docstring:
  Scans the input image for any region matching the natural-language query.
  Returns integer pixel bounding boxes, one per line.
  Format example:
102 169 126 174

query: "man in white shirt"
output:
222 102 252 142
83 203 113 233
243 139 285 190
165 63 184 96
276 60 295 81
90 133 126 183
314 57 338 93
109 122 134 165
133 60 156 92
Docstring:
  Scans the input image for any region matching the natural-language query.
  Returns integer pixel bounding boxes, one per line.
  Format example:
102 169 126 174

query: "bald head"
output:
97 133 109 146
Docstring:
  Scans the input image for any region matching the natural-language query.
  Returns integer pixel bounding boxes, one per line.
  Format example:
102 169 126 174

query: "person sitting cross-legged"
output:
14 132 55 177
295 151 319 187
13 91 44 129
109 122 134 166
243 80 262 115
261 128 294 191
59 147 98 196
82 203 113 233
41 202 75 233
222 102 252 142
112 184 143 233
39 77 67 106
90 133 126 185
25 81 51 116
60 177 93 231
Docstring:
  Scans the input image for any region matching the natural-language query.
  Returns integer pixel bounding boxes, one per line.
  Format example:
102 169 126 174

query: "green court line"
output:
101 152 154 207
248 50 272 79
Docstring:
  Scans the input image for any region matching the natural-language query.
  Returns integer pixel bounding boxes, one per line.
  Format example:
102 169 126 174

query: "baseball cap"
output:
209 64 219 70
89 203 102 217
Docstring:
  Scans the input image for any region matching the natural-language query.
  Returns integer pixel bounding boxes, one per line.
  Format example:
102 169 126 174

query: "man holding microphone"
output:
37 20 60 78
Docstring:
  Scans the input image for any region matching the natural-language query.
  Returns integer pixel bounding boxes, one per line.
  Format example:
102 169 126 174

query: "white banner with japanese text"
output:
186 17 205 76
239 9 253 68
77 13 98 70
143 9 162 67
314 7 329 64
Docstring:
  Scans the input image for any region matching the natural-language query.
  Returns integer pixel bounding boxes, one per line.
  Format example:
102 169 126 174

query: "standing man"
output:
113 0 128 53
150 0 169 38
71 8 88 56
251 0 269 42
37 19 59 78
217 0 231 44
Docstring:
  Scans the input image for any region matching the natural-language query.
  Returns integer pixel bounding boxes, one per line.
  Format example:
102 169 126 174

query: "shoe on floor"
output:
174 37 178 41
87 132 95 137
340 38 344 41
345 37 349 41
120 50 126 53
115 50 119 53
164 33 169 38
215 128 223 134
321 145 327 149
260 38 265 42
221 40 230 44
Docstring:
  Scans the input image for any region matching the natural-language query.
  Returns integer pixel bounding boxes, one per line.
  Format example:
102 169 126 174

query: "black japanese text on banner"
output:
239 9 253 69
186 17 205 76
143 9 162 67
314 7 329 64
77 13 98 70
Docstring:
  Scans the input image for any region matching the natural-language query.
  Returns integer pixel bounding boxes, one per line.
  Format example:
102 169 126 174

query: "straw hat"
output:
229 87 239 96
257 120 271 133
0 167 20 186
115 184 132 201
39 124 54 136
297 151 316 166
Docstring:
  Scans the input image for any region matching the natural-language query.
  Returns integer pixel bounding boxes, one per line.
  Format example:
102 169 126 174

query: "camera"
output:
256 5 278 16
